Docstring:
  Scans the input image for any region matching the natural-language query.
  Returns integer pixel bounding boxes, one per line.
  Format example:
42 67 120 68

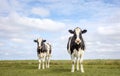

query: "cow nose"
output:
77 40 80 43
76 40 80 43
76 39 81 44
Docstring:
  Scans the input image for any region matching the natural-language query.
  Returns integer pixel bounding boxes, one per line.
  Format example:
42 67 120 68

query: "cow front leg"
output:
42 58 45 69
80 60 84 73
71 55 75 72
38 59 41 69
80 53 84 73
76 57 80 71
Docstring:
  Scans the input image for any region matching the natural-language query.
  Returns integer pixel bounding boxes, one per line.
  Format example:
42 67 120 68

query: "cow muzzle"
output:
75 39 81 44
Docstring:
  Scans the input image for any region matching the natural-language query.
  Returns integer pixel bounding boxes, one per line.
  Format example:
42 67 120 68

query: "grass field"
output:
0 60 120 76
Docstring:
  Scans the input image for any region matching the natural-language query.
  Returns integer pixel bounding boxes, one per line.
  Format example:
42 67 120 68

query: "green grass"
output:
0 60 120 76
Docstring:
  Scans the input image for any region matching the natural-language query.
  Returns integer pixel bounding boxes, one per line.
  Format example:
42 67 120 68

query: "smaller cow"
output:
34 38 51 69
67 27 87 73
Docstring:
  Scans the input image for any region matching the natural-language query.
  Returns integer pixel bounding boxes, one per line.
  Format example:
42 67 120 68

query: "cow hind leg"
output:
45 57 48 68
45 56 50 68
47 56 50 68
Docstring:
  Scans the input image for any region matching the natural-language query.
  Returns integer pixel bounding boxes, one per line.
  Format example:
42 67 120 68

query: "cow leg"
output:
45 56 50 68
71 55 75 72
80 52 84 73
38 58 41 69
47 56 50 68
42 57 45 69
76 57 80 71
80 59 84 73
45 57 48 68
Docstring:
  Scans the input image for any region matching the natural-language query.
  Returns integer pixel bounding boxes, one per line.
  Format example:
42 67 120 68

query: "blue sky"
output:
0 0 120 60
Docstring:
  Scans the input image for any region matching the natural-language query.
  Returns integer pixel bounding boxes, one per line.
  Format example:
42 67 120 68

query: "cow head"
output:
34 38 46 49
69 27 87 44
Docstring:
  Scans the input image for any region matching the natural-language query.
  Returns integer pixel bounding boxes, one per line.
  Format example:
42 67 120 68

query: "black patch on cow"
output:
72 36 85 54
37 43 47 54
67 37 71 50
49 45 52 54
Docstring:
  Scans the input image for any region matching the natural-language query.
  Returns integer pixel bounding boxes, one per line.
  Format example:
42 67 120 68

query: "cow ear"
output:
68 30 74 34
43 40 46 42
82 29 87 34
34 40 37 42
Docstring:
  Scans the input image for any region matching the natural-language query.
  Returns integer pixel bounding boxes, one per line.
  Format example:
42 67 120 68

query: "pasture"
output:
0 60 120 76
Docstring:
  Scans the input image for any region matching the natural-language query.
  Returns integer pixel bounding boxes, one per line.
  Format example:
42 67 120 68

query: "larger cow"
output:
34 38 51 69
67 27 87 73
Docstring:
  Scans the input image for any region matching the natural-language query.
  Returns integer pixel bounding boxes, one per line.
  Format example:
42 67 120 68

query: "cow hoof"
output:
71 70 74 72
77 69 79 71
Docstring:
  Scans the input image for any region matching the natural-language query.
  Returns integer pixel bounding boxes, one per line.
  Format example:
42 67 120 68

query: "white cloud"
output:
4 53 9 56
0 14 24 32
31 7 50 17
19 17 66 31
11 38 25 43
98 25 120 35
0 0 10 11
0 12 66 31
0 42 4 46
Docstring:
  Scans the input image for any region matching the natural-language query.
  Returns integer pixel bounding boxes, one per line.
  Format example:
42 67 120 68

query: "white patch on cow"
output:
75 27 81 44
38 53 47 58
38 53 46 69
70 48 85 72
37 38 43 48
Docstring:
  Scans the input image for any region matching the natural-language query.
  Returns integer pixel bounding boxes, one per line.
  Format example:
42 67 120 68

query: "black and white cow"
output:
67 27 87 72
34 38 51 69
